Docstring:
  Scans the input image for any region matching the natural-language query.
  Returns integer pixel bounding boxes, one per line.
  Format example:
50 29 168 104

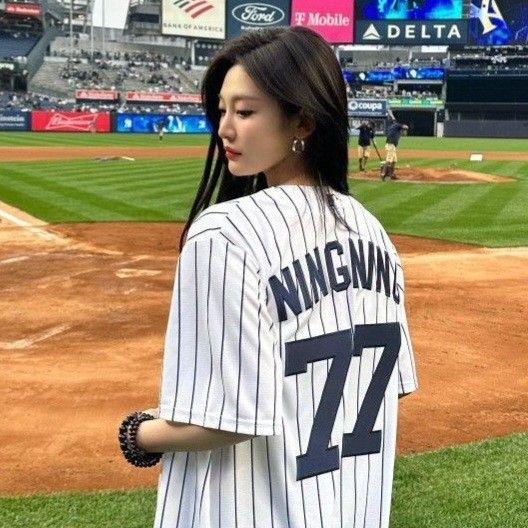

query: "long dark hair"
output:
180 26 350 249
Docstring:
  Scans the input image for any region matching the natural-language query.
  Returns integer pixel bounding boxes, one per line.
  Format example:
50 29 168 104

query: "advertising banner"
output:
350 66 445 83
355 0 463 20
387 98 444 108
470 0 528 45
290 0 354 44
355 19 468 45
75 90 118 101
0 61 16 72
31 111 111 132
162 0 226 39
116 114 211 134
0 111 29 131
347 99 387 117
125 92 202 104
226 0 290 38
6 2 42 17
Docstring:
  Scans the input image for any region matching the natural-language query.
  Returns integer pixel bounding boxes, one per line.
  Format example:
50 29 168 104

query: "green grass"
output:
0 158 204 222
392 433 528 527
389 136 528 152
0 131 211 147
352 158 528 247
0 132 527 152
1 154 526 246
2 433 527 528
0 488 157 528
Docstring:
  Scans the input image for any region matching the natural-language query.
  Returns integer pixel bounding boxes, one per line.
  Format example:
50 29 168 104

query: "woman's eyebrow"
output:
218 94 262 103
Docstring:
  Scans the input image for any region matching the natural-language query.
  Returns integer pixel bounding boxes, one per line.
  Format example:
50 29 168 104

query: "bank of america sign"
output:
355 20 468 45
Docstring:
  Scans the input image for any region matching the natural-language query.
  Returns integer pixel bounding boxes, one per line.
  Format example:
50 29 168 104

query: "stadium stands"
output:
0 31 40 60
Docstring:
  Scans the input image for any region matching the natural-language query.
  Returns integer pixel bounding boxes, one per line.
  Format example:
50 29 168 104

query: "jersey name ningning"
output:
269 237 401 322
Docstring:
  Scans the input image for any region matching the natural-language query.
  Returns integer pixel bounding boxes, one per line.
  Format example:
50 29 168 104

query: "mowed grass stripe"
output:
0 170 139 221
494 183 528 223
354 181 426 213
0 132 211 147
448 184 516 227
0 166 169 221
1 132 528 152
398 185 490 227
1 155 527 244
23 160 203 185
1 159 203 192
0 185 94 222
353 177 527 246
397 184 470 227
373 184 447 225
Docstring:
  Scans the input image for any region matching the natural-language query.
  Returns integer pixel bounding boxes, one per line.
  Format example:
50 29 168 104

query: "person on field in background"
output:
119 26 417 528
156 119 165 141
357 120 375 172
382 117 409 181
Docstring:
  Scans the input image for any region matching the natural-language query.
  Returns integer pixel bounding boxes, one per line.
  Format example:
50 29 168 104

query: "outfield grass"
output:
352 157 528 247
0 132 211 147
0 155 526 246
0 132 528 152
2 433 527 528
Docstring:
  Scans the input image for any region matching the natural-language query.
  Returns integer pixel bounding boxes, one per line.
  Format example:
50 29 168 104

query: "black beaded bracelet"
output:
118 411 162 468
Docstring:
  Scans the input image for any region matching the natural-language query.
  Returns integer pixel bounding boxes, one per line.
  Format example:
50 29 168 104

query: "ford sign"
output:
232 3 285 26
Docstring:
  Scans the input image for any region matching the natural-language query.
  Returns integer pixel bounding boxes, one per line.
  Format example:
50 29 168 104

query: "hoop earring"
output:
291 137 305 154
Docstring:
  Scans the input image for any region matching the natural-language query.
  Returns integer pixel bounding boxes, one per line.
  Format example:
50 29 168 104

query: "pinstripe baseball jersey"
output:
155 184 418 528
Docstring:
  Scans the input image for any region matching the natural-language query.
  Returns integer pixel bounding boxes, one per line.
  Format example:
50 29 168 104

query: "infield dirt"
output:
1 220 527 495
1 145 527 495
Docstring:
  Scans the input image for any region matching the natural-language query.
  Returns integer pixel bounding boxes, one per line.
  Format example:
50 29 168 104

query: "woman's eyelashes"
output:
218 108 254 118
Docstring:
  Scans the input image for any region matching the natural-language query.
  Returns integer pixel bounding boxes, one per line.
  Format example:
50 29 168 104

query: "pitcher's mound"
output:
353 167 514 183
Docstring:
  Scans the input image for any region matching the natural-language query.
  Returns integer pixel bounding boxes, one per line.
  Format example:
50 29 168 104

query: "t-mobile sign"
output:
290 0 354 44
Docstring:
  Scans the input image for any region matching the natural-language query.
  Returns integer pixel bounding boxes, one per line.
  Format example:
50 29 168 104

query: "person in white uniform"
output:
119 26 418 528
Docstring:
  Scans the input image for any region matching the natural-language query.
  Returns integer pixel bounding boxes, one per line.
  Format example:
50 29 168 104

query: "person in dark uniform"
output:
156 119 165 141
357 120 375 172
382 118 409 181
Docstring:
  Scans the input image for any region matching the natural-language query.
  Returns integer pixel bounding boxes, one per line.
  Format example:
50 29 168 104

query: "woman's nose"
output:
218 113 234 141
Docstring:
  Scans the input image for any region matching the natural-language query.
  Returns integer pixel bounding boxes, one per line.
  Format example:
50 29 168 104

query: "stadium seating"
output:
0 31 40 59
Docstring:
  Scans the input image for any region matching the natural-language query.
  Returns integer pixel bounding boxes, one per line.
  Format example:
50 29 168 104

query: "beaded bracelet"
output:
118 411 162 468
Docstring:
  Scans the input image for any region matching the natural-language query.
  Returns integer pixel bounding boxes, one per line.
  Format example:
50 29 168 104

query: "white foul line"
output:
0 323 72 350
0 206 65 243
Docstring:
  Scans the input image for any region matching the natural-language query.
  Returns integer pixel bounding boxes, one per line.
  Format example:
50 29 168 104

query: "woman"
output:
119 26 418 528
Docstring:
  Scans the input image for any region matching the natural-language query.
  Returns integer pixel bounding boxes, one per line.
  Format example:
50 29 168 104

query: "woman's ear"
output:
294 110 316 140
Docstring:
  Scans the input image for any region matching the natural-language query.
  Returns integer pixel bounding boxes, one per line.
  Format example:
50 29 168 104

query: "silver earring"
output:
291 137 305 154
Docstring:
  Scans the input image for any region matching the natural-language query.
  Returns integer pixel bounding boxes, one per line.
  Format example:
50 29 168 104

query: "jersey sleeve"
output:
158 230 280 436
395 256 418 395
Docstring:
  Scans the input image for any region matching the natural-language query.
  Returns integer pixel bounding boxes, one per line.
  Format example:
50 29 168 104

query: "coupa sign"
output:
355 19 468 45
348 99 387 118
227 0 289 37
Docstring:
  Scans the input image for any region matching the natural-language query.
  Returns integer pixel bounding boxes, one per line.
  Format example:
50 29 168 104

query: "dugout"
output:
390 108 436 137
445 74 528 139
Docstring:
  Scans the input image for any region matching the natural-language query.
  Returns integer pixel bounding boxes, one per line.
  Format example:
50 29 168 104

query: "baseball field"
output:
1 131 527 527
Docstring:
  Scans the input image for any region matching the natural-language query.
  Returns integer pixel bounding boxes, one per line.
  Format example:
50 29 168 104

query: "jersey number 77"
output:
285 323 401 480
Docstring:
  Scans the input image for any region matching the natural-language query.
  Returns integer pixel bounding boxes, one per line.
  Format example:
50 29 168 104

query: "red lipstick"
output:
224 146 241 160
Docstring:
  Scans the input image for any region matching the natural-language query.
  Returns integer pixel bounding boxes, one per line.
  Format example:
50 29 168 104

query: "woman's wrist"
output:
118 411 163 467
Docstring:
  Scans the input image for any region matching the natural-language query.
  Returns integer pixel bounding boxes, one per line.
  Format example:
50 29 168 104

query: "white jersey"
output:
155 184 418 528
